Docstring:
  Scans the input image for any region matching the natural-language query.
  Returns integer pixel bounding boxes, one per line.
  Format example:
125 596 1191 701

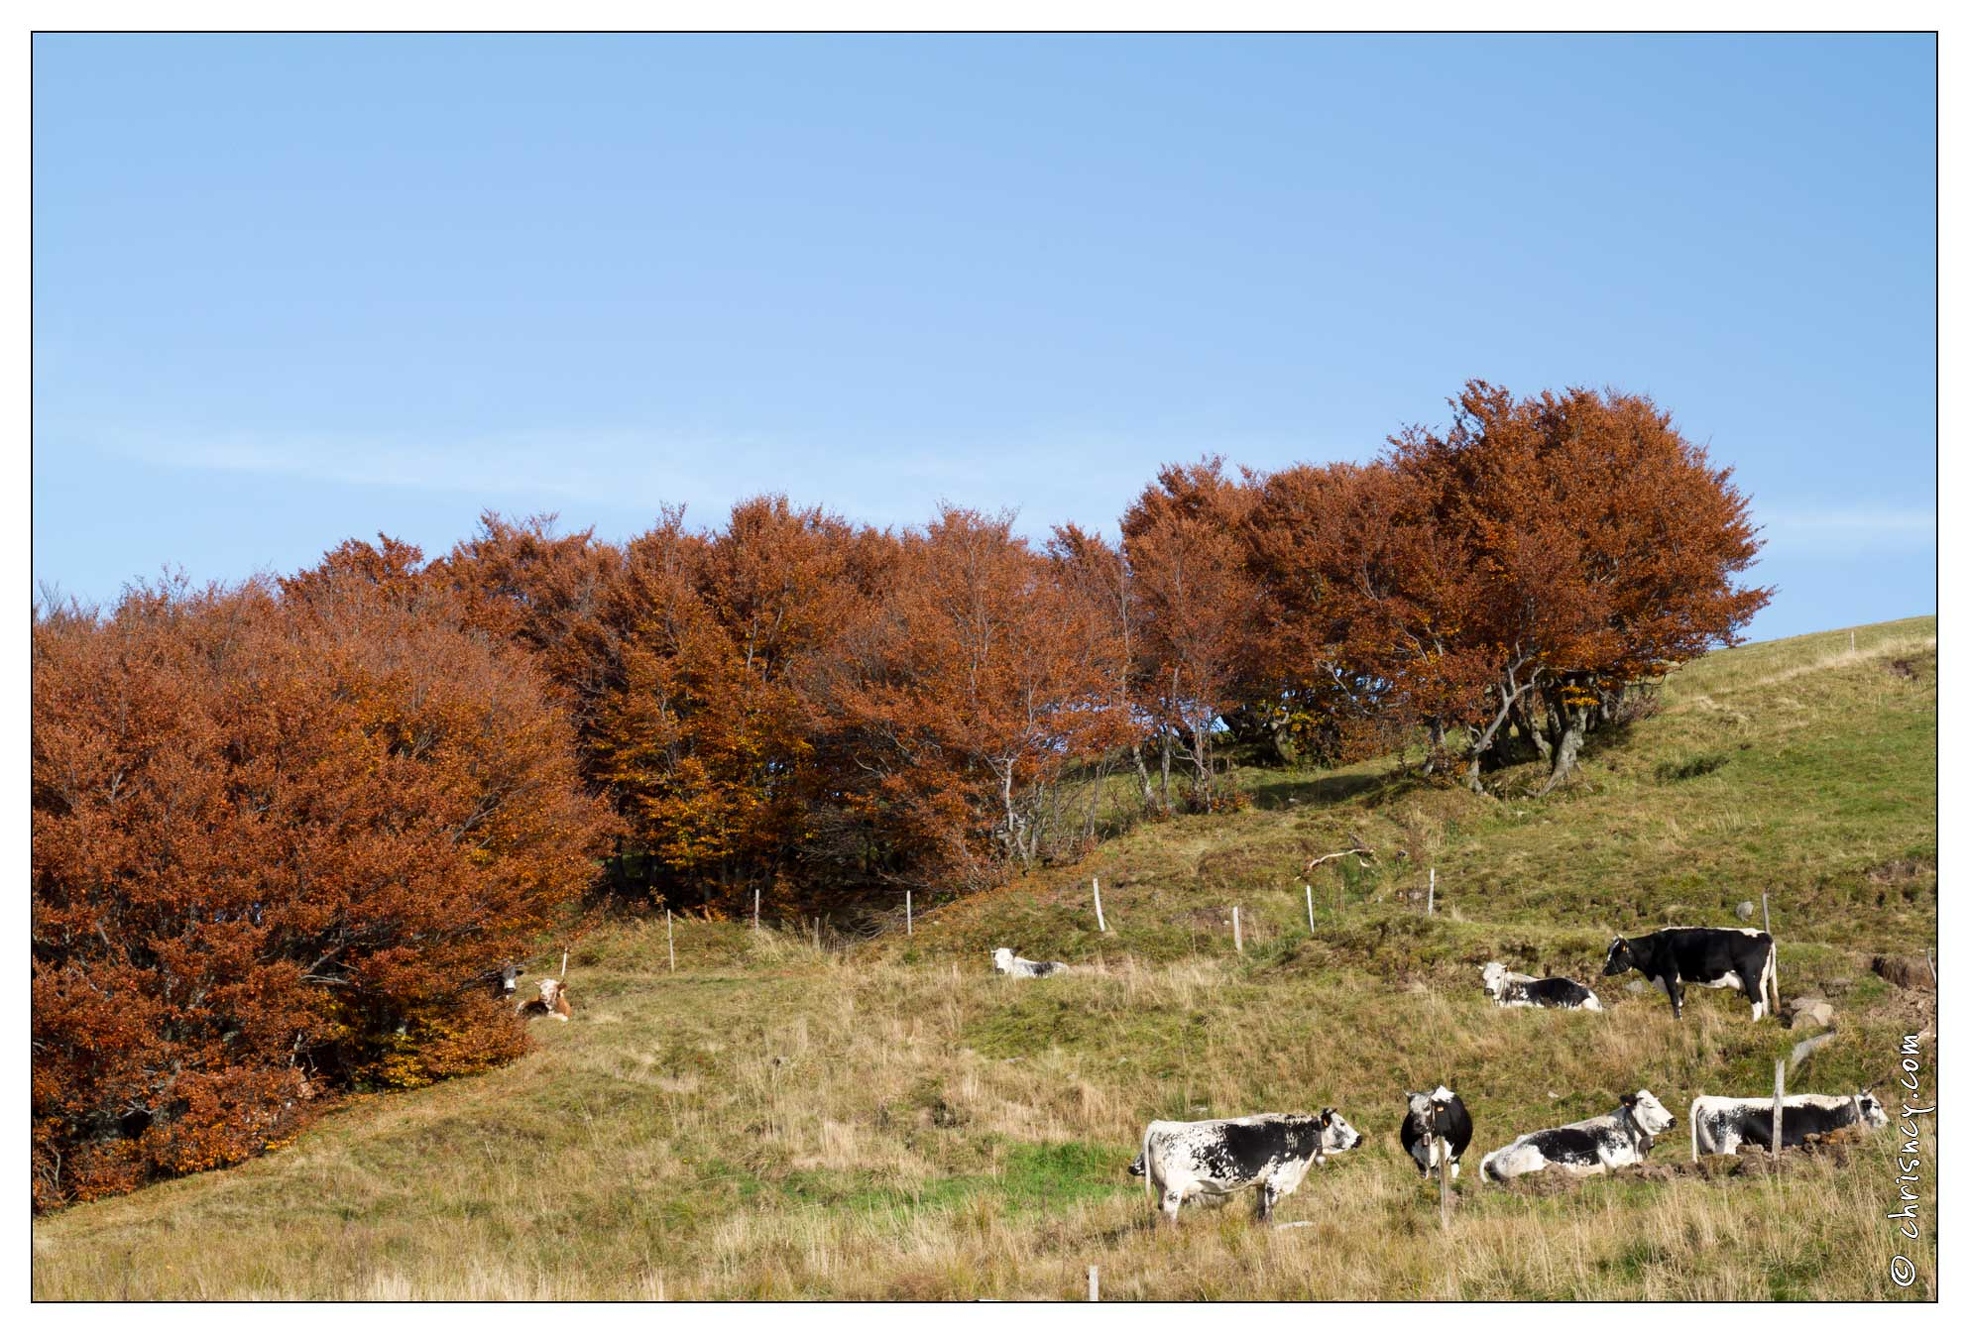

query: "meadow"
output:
30 618 1937 1300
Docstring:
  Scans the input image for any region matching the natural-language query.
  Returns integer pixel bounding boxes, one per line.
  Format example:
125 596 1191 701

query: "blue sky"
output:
33 33 1935 641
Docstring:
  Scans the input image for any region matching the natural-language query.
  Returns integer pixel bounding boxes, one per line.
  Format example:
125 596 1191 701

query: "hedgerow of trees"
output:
31 381 1768 1207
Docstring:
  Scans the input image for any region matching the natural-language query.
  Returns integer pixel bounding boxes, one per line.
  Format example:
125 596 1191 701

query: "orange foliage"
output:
32 553 614 1209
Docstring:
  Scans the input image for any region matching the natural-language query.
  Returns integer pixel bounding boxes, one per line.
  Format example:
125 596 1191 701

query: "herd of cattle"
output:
494 920 1873 1226
1004 923 1883 1223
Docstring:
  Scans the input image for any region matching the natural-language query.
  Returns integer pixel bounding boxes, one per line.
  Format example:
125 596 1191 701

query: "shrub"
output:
32 555 615 1208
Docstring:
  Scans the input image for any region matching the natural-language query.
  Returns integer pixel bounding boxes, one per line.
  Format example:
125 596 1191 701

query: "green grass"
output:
30 617 1937 1299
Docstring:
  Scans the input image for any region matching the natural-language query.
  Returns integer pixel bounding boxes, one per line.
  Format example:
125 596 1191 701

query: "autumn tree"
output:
1387 382 1769 789
1046 524 1152 833
582 498 887 912
433 512 630 767
1120 459 1263 811
1244 459 1485 767
32 553 613 1209
824 507 1128 887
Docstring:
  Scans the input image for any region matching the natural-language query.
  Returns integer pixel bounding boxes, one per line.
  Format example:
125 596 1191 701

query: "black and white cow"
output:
1481 962 1604 1011
1603 927 1776 1021
1399 1086 1473 1180
1479 1090 1676 1182
493 961 526 999
1127 1110 1363 1224
1689 1092 1888 1158
991 948 1069 978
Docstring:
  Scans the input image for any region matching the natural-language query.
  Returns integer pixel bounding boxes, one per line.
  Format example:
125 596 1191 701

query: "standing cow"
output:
1480 1090 1676 1182
1399 1086 1473 1180
1603 927 1776 1021
1128 1110 1363 1224
1690 1092 1888 1157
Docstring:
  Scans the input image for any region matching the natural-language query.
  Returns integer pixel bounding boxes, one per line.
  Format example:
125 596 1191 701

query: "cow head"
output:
1620 1089 1676 1137
536 977 563 1008
991 948 1015 974
1480 961 1508 997
1603 937 1634 977
1318 1108 1363 1158
497 961 525 996
1854 1091 1889 1130
1405 1086 1459 1133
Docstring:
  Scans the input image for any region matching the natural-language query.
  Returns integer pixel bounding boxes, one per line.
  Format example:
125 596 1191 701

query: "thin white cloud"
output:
1757 505 1936 553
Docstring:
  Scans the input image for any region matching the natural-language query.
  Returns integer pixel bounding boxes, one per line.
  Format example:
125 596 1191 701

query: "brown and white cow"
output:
518 976 572 1021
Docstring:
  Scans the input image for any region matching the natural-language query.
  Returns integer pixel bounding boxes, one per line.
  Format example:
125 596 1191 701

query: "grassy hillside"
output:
31 618 1937 1300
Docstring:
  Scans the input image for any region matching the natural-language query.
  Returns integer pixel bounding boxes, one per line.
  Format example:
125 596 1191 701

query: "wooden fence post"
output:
906 890 913 937
1772 1059 1786 1179
753 886 760 931
560 949 569 980
666 909 675 972
1087 1264 1099 1301
1093 877 1107 933
1436 1128 1452 1227
1232 906 1243 954
1305 883 1316 934
1762 890 1771 936
1427 867 1436 917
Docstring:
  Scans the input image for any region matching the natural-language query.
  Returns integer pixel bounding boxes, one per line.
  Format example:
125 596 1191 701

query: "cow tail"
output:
1762 938 1779 1017
1691 1098 1701 1161
1140 1125 1156 1206
1479 1149 1499 1183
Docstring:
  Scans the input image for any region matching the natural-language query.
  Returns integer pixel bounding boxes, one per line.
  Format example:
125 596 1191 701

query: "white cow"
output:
991 948 1068 978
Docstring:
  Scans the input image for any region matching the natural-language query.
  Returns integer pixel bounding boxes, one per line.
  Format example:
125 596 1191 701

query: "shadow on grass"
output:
1249 770 1404 810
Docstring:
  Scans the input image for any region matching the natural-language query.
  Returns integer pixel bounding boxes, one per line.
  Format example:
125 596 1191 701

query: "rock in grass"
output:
1871 955 1936 991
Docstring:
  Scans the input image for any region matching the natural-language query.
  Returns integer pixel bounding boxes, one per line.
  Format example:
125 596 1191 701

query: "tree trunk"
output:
1083 757 1111 845
1540 703 1586 795
1421 719 1447 775
1190 718 1214 811
1159 731 1173 812
1516 698 1551 763
1131 743 1156 813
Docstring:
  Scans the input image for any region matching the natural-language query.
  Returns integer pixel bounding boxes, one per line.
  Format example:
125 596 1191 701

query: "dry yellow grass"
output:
31 945 1937 1300
31 618 1937 1300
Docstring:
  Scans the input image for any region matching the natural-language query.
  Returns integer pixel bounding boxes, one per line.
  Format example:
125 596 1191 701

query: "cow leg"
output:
1160 1190 1184 1226
1254 1182 1279 1222
1666 975 1685 1020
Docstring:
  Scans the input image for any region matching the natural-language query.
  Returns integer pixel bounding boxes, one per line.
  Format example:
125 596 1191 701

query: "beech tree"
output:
1388 382 1769 789
827 507 1128 884
1121 459 1263 811
32 557 613 1209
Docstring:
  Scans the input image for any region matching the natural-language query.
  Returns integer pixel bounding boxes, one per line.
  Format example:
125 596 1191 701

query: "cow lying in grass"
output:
1689 1092 1887 1157
1128 1110 1363 1224
991 948 1068 978
1480 1091 1675 1182
1481 962 1603 1011
517 977 572 1021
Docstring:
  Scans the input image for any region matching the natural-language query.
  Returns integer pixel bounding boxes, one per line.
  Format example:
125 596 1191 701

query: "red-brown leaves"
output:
32 561 613 1209
1249 382 1770 784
